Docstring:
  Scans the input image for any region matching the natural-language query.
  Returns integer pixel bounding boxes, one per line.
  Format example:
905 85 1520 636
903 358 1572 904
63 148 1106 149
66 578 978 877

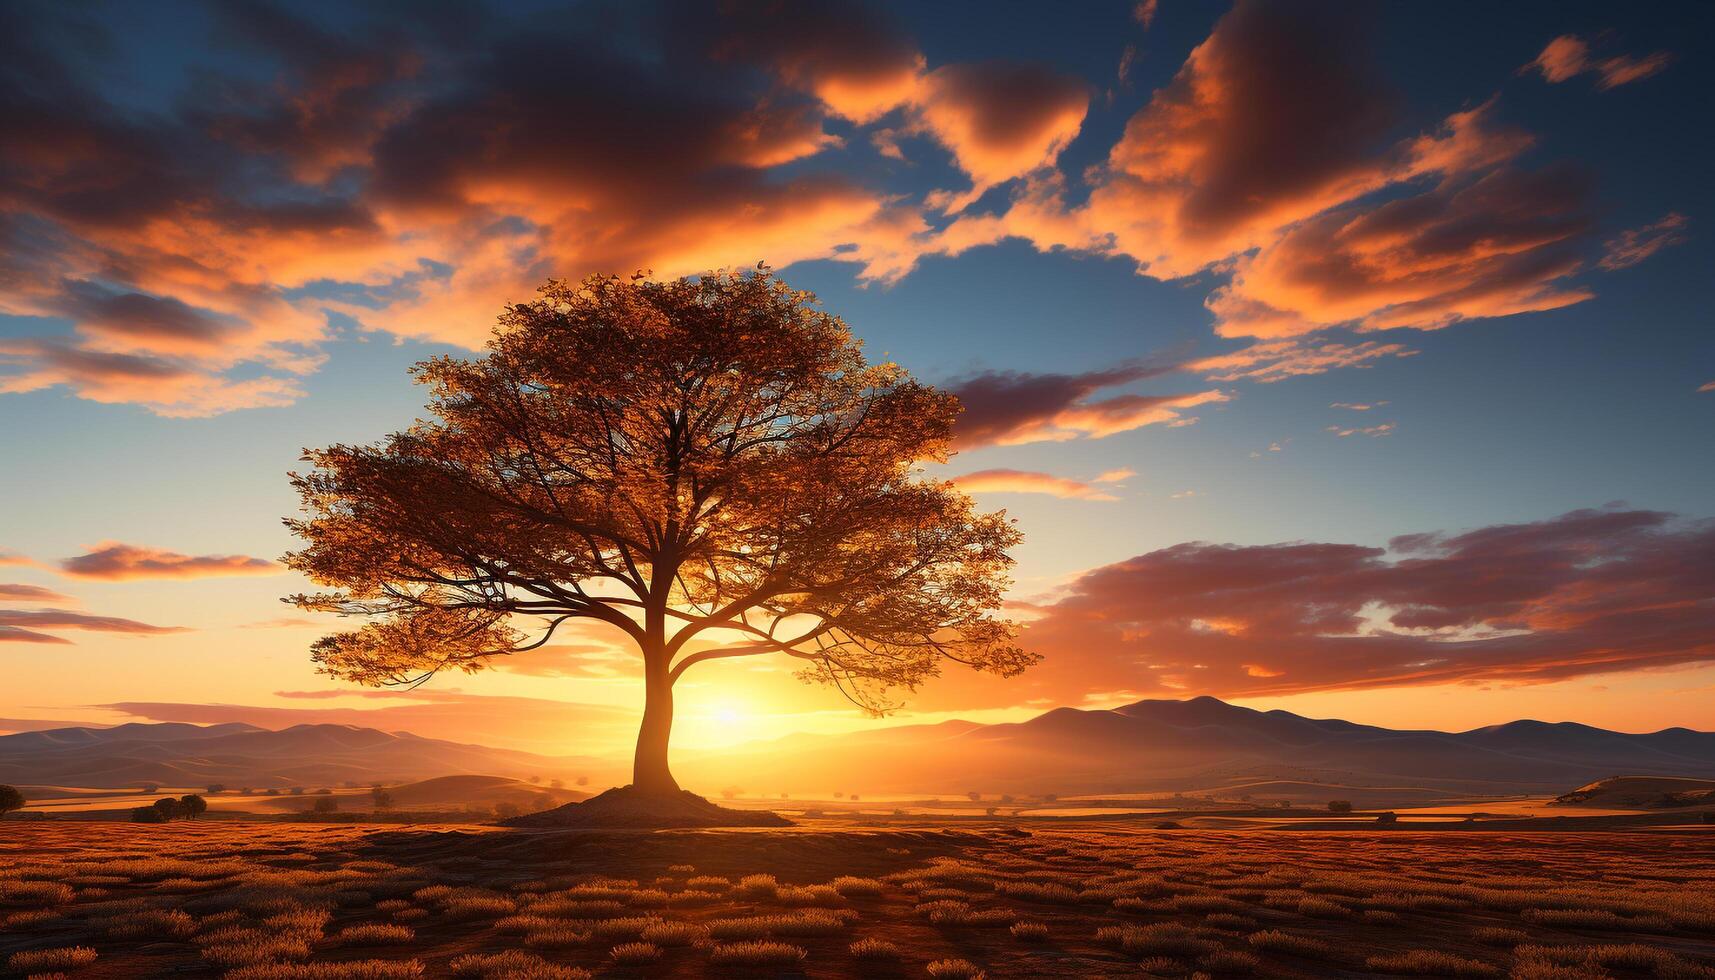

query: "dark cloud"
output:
988 508 1715 705
0 583 72 603
947 356 1219 447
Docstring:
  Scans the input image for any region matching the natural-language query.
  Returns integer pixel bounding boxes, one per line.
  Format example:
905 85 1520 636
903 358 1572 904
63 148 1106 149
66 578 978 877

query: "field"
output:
4 820 1714 979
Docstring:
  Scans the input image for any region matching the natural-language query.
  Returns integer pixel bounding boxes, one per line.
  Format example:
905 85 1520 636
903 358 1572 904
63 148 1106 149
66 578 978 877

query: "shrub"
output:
1328 800 1354 813
1297 897 1352 918
201 937 314 967
735 874 779 899
608 941 662 965
685 876 730 891
7 947 98 973
0 784 24 816
706 941 807 966
926 959 986 979
0 880 75 907
1363 950 1498 977
1360 909 1400 925
849 937 903 959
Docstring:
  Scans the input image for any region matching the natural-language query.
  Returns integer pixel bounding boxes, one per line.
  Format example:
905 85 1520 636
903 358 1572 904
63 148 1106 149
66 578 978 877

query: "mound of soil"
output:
500 785 793 829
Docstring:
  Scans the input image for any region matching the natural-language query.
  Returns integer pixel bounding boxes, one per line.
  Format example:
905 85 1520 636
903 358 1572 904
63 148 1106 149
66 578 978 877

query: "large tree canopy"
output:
285 269 1036 793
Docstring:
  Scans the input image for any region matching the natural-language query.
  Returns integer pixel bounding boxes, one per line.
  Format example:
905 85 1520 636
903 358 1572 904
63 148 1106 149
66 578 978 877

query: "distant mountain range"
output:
6 698 1713 804
0 721 604 790
683 696 1715 802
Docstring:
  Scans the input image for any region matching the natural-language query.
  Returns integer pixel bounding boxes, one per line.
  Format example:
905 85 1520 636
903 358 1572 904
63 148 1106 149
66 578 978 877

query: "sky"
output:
2 0 1712 758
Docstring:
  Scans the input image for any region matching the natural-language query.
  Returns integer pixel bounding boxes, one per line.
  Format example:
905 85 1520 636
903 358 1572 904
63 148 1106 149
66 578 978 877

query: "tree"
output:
371 788 394 810
180 794 208 819
313 797 338 814
0 784 24 817
131 806 166 824
141 782 159 794
285 270 1035 796
1328 800 1354 813
152 797 185 820
207 783 226 794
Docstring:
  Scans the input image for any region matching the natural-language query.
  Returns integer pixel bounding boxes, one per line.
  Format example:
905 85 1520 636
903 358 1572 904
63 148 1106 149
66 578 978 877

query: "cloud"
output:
1192 339 1415 383
913 62 1090 211
1599 213 1689 271
1327 422 1395 438
59 542 279 580
977 507 1715 705
0 583 73 603
1134 0 1159 29
1525 35 1671 90
0 608 185 639
0 550 31 566
953 469 1122 501
1331 401 1388 411
947 357 1221 448
1700 381 1715 394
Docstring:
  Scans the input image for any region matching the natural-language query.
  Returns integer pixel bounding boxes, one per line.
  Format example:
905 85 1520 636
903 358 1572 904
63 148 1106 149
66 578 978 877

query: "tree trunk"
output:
632 648 680 795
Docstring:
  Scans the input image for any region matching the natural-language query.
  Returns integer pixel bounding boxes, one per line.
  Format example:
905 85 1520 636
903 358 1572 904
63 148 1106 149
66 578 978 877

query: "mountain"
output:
680 696 1715 802
0 721 609 790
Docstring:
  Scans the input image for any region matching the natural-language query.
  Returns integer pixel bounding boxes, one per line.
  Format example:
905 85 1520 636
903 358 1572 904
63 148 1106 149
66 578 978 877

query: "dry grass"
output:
6 947 98 973
4 821 1713 978
705 941 808 966
226 963 428 979
850 937 903 959
333 923 415 944
1364 949 1500 976
606 941 662 965
926 958 986 979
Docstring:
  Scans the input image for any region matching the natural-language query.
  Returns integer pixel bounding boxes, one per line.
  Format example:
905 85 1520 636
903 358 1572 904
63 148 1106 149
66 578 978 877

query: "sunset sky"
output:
2 0 1712 758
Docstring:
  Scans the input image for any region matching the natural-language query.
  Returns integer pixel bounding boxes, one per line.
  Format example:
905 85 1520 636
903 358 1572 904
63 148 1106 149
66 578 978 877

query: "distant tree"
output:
314 787 333 795
371 788 394 811
0 784 25 817
967 792 982 802
291 787 305 795
240 787 253 795
849 794 859 802
151 797 185 820
284 270 1034 796
1041 793 1058 803
721 787 742 800
1328 800 1354 814
576 776 589 787
999 794 1015 804
549 779 564 790
528 775 541 785
265 788 281 796
180 794 208 819
985 806 999 816
207 783 226 794
313 797 338 814
832 792 843 799
141 782 159 794
131 806 166 823
494 802 522 819
1376 812 1398 825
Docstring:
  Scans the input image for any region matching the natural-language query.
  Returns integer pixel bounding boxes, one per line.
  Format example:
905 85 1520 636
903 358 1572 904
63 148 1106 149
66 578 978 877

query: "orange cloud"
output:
1525 35 1672 90
1599 213 1689 271
59 542 279 580
1192 339 1415 383
0 608 186 642
933 507 1715 709
1327 422 1395 438
953 469 1122 501
0 584 73 603
914 62 1089 211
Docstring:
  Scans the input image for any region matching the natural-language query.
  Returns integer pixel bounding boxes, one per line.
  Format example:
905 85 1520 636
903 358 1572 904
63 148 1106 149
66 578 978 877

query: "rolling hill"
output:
682 696 1715 801
0 721 607 789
